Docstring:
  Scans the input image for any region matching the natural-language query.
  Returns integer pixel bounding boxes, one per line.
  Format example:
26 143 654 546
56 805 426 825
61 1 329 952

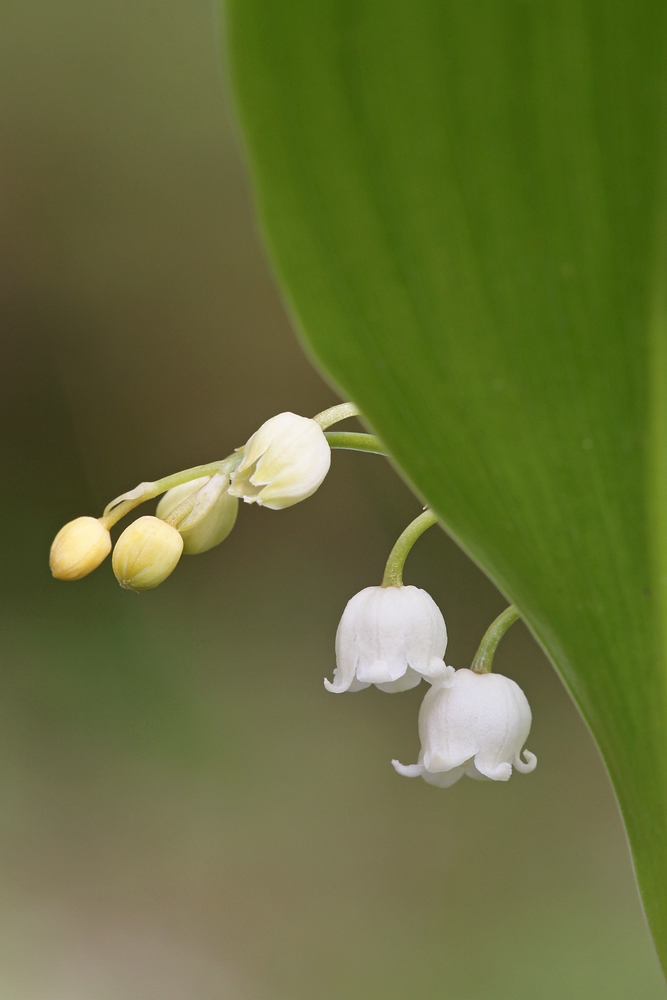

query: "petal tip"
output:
514 749 537 773
391 760 424 778
324 677 345 693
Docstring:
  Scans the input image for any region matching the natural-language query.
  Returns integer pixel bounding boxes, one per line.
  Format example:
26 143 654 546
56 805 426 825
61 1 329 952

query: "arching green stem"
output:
471 606 521 674
313 402 360 428
101 452 243 529
381 509 439 587
325 431 385 455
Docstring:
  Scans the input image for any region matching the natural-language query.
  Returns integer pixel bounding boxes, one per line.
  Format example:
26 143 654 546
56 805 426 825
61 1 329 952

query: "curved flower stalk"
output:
325 585 452 693
393 668 537 785
48 403 364 589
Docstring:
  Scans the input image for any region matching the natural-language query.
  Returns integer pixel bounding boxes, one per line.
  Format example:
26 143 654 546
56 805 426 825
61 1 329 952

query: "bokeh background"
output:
0 2 664 998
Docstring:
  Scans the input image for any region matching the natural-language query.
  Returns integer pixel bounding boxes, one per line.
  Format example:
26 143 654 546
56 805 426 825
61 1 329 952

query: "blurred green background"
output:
0 2 663 998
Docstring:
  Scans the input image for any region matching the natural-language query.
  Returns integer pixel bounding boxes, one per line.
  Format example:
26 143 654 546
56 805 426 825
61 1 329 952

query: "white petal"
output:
394 586 448 674
462 671 533 779
323 667 370 694
347 676 371 692
473 759 512 781
391 760 425 778
514 749 537 773
464 761 491 782
392 759 468 787
375 667 423 693
355 658 407 684
422 764 468 787
420 659 454 683
419 683 479 772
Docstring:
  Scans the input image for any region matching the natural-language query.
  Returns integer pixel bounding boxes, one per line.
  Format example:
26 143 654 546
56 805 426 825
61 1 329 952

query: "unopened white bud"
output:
325 585 450 693
229 412 331 509
156 473 238 554
112 515 183 591
393 668 537 786
50 516 112 581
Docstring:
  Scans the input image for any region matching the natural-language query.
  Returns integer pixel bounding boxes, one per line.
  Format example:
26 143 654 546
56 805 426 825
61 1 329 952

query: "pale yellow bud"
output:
112 515 184 591
50 516 112 581
156 473 238 554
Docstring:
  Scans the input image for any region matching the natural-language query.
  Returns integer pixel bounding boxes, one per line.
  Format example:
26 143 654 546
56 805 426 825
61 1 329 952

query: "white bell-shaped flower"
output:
393 668 537 784
325 585 451 694
229 412 331 509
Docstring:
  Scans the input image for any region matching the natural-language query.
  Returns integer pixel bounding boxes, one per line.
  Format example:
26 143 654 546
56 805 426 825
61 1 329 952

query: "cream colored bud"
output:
156 473 238 554
112 515 183 591
50 516 112 581
156 476 210 519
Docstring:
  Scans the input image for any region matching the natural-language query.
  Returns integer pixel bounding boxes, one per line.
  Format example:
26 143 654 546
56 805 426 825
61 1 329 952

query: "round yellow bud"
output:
50 516 112 581
156 474 238 554
112 515 184 591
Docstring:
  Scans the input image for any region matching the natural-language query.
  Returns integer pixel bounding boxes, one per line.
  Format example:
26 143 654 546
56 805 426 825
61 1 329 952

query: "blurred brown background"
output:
0 2 663 998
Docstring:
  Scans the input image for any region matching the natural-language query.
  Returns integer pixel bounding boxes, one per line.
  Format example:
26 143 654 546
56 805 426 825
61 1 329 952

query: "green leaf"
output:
224 0 667 971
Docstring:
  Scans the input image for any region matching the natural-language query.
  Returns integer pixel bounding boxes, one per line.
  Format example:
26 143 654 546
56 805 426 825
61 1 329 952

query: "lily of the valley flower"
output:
325 585 451 693
229 412 331 509
393 668 537 784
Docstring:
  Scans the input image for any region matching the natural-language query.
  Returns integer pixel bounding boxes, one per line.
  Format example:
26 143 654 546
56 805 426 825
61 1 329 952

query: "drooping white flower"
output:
393 668 537 784
229 412 331 509
325 585 451 694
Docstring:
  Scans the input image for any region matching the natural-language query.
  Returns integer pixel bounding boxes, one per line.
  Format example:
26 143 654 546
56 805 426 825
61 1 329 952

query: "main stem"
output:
471 605 521 673
382 509 439 587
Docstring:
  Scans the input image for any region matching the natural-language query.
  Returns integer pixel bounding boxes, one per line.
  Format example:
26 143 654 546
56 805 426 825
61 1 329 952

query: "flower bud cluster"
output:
326 584 537 787
49 410 333 591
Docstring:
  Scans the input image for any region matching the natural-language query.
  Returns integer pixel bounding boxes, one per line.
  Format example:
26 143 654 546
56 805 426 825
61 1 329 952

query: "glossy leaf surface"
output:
224 0 667 969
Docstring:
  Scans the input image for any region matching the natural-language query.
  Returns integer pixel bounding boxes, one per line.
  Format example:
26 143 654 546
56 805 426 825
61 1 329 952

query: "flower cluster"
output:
49 401 537 789
326 585 536 786
49 411 331 591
